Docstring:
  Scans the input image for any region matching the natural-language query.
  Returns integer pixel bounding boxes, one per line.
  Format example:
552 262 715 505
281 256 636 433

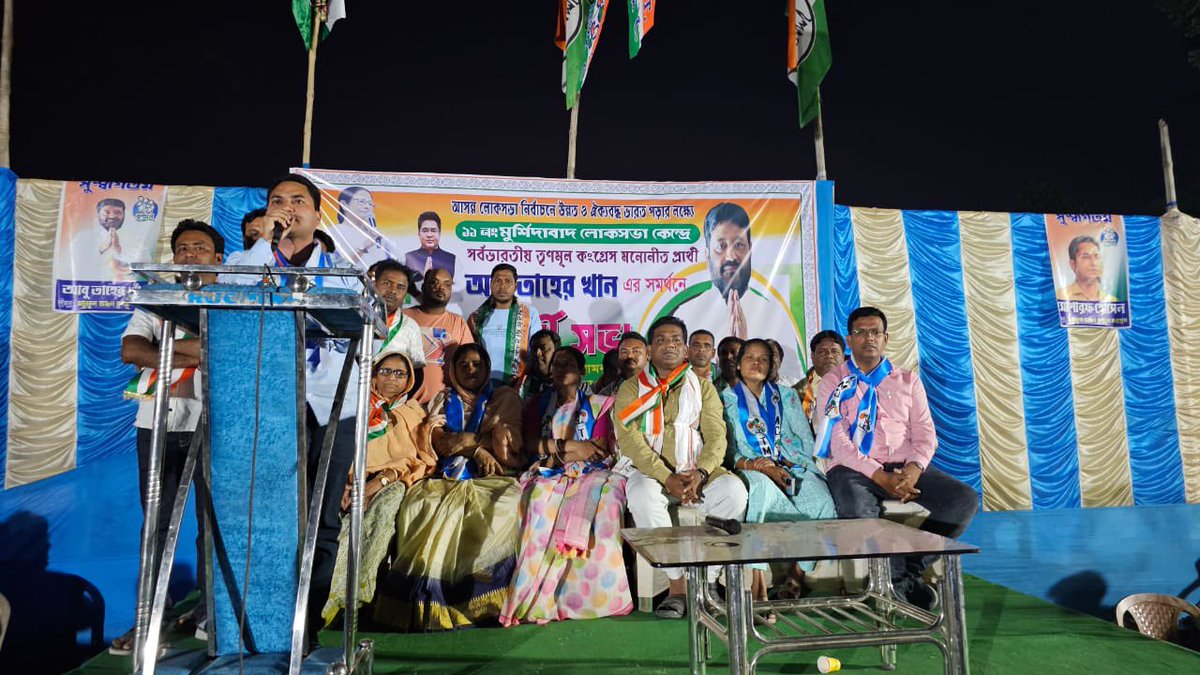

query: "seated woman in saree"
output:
722 338 835 606
500 347 633 626
322 352 439 625
373 343 526 631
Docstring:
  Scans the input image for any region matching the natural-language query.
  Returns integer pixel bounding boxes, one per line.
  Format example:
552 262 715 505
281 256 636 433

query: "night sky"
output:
9 1 1200 215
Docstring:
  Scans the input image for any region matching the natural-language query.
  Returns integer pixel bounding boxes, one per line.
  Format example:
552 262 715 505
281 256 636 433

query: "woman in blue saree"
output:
722 339 835 603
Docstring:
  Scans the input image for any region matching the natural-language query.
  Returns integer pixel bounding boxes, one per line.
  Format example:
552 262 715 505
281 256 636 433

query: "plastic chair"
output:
1115 593 1200 646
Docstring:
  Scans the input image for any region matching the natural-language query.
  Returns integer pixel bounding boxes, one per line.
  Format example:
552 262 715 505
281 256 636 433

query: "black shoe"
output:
899 579 937 612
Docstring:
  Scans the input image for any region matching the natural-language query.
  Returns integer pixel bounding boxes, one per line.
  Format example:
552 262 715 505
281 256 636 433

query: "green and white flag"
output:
787 0 832 128
293 0 347 51
557 0 612 109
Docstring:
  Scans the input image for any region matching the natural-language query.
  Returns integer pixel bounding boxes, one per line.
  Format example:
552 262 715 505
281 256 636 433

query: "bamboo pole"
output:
1159 119 1178 213
301 2 326 168
0 0 14 167
813 90 827 180
567 100 580 179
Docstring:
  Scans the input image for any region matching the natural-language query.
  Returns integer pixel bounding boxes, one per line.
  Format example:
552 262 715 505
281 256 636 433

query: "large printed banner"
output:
51 180 165 312
297 171 822 381
1045 213 1131 329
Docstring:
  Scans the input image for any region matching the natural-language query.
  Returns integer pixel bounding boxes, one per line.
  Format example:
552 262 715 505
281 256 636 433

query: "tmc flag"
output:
293 0 347 51
628 0 656 58
787 0 832 128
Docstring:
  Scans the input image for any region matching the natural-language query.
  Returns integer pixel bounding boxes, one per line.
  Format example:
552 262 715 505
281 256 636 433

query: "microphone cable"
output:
237 267 272 673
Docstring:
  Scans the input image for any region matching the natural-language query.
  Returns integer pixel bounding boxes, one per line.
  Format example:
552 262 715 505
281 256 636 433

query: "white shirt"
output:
473 302 540 383
123 309 203 431
377 311 427 367
222 238 363 425
64 221 158 282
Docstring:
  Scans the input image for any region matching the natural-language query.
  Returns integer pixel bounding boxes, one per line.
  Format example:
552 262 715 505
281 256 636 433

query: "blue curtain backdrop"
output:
901 210 983 494
0 169 16 486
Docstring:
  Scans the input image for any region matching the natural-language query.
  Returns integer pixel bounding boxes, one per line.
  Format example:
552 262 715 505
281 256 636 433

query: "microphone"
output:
705 515 742 536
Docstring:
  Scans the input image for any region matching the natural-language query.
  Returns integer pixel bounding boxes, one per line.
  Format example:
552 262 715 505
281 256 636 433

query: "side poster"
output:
1044 213 1131 329
51 181 166 312
298 171 822 382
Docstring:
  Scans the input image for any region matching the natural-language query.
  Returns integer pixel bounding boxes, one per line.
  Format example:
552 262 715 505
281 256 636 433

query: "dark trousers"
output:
136 427 206 598
305 408 357 634
826 463 979 585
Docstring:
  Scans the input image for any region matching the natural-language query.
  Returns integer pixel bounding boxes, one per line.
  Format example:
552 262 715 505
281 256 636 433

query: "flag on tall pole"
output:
293 0 347 51
787 0 831 128
557 0 655 109
294 0 347 166
628 0 656 58
558 0 611 110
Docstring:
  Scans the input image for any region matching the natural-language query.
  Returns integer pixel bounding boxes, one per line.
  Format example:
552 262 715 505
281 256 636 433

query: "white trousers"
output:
625 469 749 581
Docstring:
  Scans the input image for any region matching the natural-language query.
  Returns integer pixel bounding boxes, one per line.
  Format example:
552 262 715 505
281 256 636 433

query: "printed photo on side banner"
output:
1044 213 1131 329
51 181 165 312
298 171 821 384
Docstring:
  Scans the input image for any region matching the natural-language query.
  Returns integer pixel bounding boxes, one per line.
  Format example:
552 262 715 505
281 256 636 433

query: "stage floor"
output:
74 575 1199 674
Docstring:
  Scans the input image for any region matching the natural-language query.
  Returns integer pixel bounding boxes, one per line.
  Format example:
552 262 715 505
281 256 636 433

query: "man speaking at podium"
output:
223 174 362 641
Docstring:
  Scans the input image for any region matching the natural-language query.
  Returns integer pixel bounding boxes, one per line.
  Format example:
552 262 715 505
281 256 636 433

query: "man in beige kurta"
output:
614 316 747 617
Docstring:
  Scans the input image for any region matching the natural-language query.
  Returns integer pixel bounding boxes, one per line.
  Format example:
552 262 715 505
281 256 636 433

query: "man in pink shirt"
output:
815 306 978 610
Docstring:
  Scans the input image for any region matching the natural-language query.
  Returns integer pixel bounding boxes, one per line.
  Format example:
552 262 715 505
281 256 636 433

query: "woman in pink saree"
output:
500 347 632 625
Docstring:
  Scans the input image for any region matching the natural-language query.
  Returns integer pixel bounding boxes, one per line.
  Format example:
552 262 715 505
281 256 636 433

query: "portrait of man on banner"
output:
51 181 165 312
1045 213 1131 329
667 201 808 381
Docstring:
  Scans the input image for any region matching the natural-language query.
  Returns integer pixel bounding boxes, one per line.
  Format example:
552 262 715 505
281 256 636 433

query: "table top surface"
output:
621 518 979 567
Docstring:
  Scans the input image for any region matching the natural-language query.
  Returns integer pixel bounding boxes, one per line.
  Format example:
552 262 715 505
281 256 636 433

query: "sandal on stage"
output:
655 594 688 619
109 628 135 656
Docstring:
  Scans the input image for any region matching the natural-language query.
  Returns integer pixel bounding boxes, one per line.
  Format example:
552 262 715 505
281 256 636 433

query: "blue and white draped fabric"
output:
445 381 494 434
733 381 782 461
272 247 330 288
536 388 601 478
439 455 475 481
437 381 495 481
814 356 893 459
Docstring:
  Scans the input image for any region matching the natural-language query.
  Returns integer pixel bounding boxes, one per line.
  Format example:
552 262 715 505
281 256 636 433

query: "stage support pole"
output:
567 99 580 179
302 1 327 168
1159 119 1179 213
0 0 13 167
814 90 827 180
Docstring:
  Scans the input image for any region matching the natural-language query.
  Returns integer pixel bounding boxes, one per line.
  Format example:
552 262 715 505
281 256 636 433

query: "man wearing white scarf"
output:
614 316 747 619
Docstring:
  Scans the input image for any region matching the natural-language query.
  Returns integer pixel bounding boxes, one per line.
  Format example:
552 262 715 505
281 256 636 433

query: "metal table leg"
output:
941 555 969 674
724 563 749 675
685 566 707 675
868 556 898 671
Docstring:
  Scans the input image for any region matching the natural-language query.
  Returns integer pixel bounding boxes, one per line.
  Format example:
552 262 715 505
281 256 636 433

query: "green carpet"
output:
76 576 1199 674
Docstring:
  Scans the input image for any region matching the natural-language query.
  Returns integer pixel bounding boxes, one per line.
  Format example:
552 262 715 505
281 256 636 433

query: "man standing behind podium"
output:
111 219 224 654
222 174 362 642
816 307 978 610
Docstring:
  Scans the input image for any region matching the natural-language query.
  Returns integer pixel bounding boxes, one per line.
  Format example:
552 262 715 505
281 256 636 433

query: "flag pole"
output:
1159 119 1178 213
567 99 580 179
813 89 827 180
0 0 14 167
301 1 327 168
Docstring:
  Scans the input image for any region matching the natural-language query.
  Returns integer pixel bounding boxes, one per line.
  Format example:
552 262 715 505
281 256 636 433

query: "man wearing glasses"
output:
814 306 978 611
